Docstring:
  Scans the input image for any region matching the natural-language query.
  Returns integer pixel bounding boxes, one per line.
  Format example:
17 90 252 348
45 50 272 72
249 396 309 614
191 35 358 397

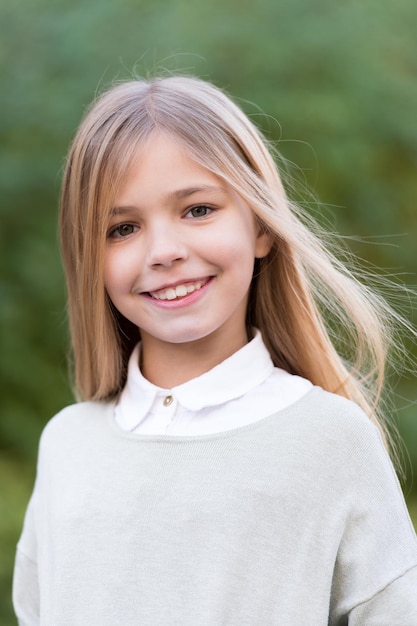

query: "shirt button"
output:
163 395 174 407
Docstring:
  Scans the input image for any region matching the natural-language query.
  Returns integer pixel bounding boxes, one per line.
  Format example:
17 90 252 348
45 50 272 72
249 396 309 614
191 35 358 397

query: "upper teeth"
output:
150 281 205 300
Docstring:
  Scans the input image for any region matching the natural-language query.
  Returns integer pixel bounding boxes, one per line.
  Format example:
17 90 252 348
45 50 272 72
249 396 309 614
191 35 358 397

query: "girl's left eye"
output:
186 205 213 219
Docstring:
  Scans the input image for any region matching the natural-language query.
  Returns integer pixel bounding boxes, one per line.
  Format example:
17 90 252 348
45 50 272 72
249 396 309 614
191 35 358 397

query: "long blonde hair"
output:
60 75 404 445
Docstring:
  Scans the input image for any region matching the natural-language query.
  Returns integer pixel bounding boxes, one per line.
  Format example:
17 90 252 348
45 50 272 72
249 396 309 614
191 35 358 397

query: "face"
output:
104 133 271 362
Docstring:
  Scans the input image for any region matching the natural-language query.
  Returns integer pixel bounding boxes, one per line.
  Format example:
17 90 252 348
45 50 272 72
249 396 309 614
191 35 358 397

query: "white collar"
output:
117 330 274 430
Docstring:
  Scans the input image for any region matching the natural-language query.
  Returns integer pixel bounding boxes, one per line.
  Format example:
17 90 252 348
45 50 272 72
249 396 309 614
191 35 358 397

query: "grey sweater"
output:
14 387 417 625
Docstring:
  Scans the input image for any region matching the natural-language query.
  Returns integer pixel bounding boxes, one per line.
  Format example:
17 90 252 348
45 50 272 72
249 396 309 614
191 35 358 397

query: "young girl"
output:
14 76 417 624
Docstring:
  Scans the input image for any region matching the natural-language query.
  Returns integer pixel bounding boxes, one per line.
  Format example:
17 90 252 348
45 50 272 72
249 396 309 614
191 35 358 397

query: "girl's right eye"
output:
108 224 137 239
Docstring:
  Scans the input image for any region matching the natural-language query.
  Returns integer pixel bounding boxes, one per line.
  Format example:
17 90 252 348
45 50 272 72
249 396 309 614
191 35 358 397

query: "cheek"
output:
207 227 258 267
104 248 134 294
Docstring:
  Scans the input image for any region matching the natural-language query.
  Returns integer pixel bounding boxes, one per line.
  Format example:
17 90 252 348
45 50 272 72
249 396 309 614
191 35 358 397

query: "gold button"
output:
163 395 174 407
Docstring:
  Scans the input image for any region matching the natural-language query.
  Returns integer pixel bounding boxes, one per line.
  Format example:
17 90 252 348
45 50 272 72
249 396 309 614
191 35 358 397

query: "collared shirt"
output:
114 329 312 436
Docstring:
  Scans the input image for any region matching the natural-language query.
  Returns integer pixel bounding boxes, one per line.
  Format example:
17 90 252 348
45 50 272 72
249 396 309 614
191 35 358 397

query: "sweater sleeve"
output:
13 495 40 625
325 403 417 623
13 550 40 625
348 565 417 625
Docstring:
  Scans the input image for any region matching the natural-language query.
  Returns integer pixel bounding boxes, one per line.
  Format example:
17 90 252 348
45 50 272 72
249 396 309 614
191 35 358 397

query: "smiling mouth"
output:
149 279 210 301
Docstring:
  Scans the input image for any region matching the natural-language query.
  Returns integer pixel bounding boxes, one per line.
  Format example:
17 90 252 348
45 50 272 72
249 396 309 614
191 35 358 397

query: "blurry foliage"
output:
1 0 417 621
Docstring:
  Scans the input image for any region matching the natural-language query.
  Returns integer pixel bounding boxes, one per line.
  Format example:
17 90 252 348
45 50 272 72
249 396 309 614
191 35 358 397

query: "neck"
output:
140 327 250 388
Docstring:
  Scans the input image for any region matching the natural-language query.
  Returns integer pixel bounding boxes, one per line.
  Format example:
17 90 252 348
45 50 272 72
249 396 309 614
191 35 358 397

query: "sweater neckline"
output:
107 385 322 444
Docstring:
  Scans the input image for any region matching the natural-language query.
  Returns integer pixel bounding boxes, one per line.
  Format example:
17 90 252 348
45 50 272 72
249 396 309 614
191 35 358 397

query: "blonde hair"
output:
60 75 404 445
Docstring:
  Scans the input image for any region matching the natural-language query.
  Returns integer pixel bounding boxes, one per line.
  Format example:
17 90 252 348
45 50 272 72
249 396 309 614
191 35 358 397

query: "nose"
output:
145 223 188 268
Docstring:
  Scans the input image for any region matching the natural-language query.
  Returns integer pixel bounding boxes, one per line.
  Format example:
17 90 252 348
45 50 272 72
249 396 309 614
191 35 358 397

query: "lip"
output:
143 277 211 295
141 276 214 309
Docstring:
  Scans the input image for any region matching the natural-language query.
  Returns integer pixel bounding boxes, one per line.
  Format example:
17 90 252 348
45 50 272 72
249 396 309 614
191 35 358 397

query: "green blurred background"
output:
1 0 416 621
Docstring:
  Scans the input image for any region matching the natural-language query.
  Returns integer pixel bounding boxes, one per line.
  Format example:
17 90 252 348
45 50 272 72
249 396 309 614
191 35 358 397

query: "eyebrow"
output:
110 185 226 215
172 185 225 199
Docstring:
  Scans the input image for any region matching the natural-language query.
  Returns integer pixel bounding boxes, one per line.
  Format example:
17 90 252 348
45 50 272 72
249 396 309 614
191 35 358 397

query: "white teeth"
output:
150 280 206 300
175 285 188 297
166 288 177 300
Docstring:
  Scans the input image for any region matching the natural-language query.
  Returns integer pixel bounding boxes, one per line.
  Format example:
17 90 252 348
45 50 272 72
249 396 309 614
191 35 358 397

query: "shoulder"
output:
39 400 115 450
281 386 376 434
262 388 409 520
296 386 380 439
272 386 389 471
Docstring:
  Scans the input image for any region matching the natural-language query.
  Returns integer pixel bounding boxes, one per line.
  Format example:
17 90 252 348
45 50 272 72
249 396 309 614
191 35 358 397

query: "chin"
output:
144 325 219 347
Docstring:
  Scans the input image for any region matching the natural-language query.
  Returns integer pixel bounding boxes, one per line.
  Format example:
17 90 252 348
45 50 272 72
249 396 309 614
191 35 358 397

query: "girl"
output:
14 76 417 624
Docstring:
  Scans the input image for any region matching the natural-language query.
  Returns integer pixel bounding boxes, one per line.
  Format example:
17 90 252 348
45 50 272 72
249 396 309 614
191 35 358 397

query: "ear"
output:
255 229 273 259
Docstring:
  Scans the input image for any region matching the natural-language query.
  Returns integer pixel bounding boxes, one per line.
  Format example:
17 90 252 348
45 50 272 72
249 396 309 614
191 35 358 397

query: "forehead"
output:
115 132 226 201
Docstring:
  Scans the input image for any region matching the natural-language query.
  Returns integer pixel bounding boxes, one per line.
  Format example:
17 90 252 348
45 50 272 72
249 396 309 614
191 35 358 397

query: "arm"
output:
13 549 40 626
13 495 40 625
348 565 417 625
328 408 417 623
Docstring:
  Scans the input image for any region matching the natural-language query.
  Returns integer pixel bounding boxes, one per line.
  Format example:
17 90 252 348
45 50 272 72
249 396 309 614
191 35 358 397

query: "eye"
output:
108 223 137 238
186 205 213 219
